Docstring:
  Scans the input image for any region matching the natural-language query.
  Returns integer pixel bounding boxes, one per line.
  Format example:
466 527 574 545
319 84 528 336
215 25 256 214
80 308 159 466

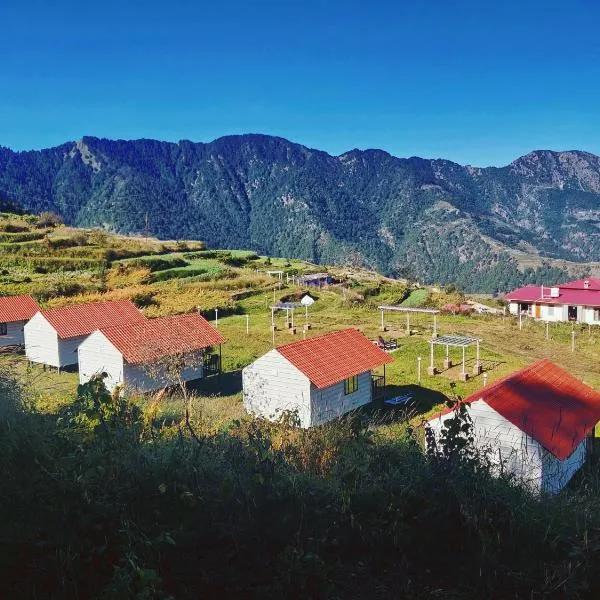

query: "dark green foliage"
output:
2 374 600 598
1 137 600 292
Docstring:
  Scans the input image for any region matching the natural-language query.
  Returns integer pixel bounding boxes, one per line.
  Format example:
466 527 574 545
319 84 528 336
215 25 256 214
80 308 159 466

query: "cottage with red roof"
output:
427 360 600 493
506 277 600 323
24 300 146 369
242 328 393 428
77 312 225 392
0 295 40 347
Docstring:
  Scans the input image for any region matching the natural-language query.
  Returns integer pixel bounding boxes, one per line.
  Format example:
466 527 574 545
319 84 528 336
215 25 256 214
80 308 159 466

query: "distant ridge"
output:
1 134 599 292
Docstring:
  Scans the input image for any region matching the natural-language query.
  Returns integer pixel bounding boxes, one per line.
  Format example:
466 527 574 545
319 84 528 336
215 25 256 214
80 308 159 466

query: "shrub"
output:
35 211 64 228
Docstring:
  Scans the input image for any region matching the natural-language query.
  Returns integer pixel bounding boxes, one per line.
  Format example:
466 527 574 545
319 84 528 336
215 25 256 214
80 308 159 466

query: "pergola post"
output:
406 313 410 336
380 309 386 332
432 314 438 339
473 339 482 375
460 345 468 381
443 344 451 370
427 341 436 375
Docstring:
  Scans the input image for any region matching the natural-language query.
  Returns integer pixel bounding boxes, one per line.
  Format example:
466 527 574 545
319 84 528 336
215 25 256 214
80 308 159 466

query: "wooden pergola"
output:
378 305 440 337
428 334 482 381
271 302 309 334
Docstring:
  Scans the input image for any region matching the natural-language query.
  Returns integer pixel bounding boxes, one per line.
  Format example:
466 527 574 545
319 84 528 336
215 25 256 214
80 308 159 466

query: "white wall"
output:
541 439 587 494
123 351 204 393
428 399 544 493
508 302 519 315
242 349 312 427
310 371 372 427
0 320 27 347
58 335 86 368
582 307 600 325
78 331 124 392
540 304 565 322
25 313 60 367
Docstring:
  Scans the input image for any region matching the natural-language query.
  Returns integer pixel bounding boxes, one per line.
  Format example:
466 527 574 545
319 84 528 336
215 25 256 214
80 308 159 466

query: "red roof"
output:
276 328 393 389
0 295 40 323
42 300 146 339
99 313 225 364
560 277 600 290
431 360 600 460
506 285 600 307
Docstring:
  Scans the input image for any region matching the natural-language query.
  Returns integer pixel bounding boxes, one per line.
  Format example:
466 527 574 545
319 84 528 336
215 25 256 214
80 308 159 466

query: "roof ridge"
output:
276 327 359 351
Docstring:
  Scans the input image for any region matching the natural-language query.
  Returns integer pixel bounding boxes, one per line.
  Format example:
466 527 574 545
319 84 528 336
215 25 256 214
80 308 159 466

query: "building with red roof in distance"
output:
77 312 225 392
0 295 40 347
506 277 600 323
427 360 600 493
242 328 393 428
24 300 147 369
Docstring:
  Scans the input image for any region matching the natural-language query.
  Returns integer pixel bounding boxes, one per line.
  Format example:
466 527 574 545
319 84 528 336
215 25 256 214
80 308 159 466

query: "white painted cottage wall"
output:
428 399 544 492
540 304 564 322
25 313 60 367
242 349 312 427
582 307 600 325
0 320 27 347
508 302 519 315
310 371 372 427
541 439 587 494
123 352 204 393
78 331 124 392
58 335 86 368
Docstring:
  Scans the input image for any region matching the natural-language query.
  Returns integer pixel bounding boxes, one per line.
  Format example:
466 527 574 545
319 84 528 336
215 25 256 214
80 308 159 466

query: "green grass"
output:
400 288 429 307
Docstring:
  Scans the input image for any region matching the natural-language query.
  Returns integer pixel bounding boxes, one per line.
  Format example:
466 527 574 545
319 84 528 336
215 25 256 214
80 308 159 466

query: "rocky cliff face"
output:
0 135 598 291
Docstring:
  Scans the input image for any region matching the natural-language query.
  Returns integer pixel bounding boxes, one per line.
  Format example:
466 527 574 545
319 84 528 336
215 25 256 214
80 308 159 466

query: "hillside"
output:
4 213 600 597
1 135 600 292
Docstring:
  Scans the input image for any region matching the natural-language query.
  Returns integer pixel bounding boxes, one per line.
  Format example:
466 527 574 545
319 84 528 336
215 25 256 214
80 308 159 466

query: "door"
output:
535 305 541 319
568 306 578 321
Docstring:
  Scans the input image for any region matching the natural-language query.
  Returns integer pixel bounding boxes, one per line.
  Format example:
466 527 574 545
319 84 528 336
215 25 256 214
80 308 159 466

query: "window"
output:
594 309 600 322
546 306 554 317
344 374 358 395
0 323 6 336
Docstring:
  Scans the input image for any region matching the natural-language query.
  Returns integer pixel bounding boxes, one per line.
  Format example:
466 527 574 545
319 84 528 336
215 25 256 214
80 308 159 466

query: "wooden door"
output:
535 305 541 319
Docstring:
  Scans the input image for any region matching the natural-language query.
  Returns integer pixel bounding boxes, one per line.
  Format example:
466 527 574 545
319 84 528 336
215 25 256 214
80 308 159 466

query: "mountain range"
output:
1 134 600 292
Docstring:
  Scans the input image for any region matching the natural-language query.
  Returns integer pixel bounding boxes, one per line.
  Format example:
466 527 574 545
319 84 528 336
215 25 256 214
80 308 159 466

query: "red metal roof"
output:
42 300 146 339
276 328 393 389
99 313 225 364
560 277 600 290
506 285 600 307
432 360 600 460
0 295 40 323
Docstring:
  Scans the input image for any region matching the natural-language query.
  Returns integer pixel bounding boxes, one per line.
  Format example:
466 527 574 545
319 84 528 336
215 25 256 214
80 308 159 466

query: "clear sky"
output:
1 0 599 166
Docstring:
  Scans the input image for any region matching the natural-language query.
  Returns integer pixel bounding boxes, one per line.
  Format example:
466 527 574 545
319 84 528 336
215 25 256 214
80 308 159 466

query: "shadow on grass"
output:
367 383 449 424
187 369 242 396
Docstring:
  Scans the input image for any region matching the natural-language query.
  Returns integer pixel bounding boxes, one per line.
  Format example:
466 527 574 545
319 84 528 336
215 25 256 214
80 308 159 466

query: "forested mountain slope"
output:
1 135 599 291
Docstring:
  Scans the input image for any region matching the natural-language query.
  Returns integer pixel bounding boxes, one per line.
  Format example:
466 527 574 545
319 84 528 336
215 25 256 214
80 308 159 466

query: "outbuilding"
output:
243 328 393 427
78 312 225 393
25 300 146 369
426 360 600 494
300 293 316 306
0 295 40 347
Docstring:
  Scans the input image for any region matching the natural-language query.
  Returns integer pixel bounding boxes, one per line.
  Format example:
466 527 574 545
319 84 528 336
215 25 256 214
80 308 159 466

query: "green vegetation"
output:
3 213 600 597
2 136 600 292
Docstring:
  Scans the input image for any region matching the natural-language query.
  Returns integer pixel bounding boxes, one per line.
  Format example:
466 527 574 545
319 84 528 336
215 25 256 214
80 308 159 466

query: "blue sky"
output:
1 0 599 165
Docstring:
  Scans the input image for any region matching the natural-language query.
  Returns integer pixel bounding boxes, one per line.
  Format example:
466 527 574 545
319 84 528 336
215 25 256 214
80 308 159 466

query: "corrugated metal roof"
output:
276 328 393 389
431 360 600 461
42 300 146 339
99 312 225 364
0 295 40 323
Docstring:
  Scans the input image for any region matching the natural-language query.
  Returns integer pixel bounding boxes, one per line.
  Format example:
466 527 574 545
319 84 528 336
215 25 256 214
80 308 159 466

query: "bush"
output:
35 211 64 228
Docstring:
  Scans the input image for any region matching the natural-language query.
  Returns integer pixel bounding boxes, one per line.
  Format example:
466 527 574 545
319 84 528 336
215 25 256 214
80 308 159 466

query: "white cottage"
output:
427 360 600 494
78 312 225 393
25 300 146 369
0 295 40 347
243 328 393 428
